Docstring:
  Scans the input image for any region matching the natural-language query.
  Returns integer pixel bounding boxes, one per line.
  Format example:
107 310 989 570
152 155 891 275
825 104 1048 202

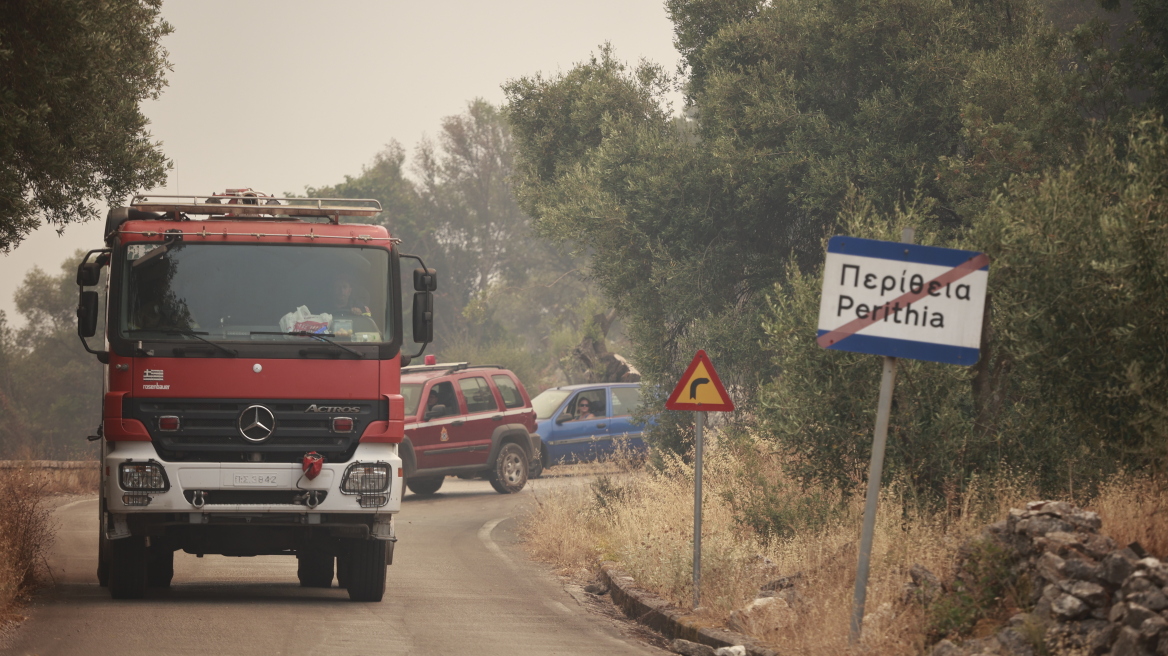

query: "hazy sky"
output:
0 0 681 325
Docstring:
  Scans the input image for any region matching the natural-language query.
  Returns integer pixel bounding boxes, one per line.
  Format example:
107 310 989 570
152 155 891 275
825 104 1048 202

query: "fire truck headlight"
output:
119 461 169 491
341 462 390 494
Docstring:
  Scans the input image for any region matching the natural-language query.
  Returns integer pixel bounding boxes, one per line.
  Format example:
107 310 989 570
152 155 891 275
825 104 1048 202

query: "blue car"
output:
529 382 650 477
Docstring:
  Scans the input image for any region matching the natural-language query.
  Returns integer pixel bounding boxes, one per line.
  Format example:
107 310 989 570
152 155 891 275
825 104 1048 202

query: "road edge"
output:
599 562 778 656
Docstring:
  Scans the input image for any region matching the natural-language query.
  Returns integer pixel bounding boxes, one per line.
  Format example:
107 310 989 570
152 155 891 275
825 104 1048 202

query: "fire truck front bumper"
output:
102 442 403 521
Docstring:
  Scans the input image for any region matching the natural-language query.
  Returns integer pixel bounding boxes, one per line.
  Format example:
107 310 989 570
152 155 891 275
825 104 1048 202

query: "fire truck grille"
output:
126 398 385 463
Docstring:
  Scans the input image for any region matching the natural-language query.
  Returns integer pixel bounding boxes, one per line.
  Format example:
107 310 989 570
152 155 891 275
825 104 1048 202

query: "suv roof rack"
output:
129 193 382 221
401 362 504 375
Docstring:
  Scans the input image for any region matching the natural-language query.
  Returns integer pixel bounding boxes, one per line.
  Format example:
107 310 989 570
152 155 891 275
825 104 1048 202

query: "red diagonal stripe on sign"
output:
817 252 990 349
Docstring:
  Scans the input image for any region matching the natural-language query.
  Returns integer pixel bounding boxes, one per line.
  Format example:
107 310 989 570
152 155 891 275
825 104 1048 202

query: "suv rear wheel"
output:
489 443 528 494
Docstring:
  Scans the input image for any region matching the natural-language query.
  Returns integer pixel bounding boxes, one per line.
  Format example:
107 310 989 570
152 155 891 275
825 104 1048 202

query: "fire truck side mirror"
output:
78 291 100 338
412 291 434 344
77 262 102 287
413 268 437 292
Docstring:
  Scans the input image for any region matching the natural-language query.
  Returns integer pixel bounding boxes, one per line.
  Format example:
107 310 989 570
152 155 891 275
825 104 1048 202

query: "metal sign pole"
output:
693 410 704 609
849 227 913 645
849 354 897 643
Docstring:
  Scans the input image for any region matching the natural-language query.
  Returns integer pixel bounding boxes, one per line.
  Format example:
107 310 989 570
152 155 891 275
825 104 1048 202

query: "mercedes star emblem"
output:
238 405 276 442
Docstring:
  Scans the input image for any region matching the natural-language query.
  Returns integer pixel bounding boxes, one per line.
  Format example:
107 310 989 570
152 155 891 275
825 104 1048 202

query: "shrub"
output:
0 466 54 617
925 537 1028 641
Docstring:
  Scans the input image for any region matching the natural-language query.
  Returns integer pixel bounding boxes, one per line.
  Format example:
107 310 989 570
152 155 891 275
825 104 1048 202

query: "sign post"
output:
665 349 734 609
693 409 704 607
815 230 989 644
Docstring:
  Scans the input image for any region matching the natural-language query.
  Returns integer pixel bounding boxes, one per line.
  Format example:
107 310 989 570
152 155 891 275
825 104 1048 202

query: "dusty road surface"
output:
2 477 661 656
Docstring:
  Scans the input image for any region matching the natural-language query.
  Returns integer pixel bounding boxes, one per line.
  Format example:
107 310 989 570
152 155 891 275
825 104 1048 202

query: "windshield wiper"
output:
126 329 237 357
249 331 363 358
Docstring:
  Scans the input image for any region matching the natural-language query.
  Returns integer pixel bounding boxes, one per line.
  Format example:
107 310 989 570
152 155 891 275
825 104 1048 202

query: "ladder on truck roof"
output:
130 193 382 222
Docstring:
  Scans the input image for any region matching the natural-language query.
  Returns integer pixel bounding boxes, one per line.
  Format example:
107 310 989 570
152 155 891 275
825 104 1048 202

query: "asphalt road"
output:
1 477 662 656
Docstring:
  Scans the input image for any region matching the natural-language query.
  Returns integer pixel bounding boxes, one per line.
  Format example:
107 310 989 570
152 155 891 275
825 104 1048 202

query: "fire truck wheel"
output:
343 539 387 602
147 545 174 587
297 553 334 588
97 500 110 587
108 536 148 599
336 555 351 589
489 443 528 494
405 476 443 495
97 531 110 587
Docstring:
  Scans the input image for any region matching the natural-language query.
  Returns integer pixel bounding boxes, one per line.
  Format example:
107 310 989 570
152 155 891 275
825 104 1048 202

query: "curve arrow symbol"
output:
689 377 710 400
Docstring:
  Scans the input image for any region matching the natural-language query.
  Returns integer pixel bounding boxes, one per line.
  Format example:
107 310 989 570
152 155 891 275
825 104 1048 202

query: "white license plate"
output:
233 473 279 487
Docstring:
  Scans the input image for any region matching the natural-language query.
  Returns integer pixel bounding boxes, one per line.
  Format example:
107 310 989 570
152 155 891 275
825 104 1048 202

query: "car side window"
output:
492 375 524 409
425 381 458 417
458 376 499 414
611 387 641 417
562 390 605 421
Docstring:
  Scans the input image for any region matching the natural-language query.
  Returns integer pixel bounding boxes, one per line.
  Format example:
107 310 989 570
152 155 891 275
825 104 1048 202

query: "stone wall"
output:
931 501 1167 656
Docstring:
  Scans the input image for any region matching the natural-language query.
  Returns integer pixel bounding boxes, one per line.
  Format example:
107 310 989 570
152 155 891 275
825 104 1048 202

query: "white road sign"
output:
817 236 990 365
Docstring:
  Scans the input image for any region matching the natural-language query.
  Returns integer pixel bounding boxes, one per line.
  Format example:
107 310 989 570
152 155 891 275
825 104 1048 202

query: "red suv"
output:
398 363 539 495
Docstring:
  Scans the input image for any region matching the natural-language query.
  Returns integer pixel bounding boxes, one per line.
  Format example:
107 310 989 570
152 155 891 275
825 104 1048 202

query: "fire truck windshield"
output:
118 243 392 344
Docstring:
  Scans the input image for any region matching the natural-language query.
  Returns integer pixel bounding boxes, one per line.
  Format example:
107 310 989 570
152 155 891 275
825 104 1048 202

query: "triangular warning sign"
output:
665 350 735 412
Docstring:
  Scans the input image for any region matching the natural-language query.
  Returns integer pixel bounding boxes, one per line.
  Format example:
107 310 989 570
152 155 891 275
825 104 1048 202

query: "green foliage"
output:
0 0 172 251
504 0 1091 455
969 116 1168 485
759 117 1168 498
926 537 1028 641
436 334 540 395
415 100 534 312
308 100 609 390
717 437 842 542
590 474 634 513
0 251 103 458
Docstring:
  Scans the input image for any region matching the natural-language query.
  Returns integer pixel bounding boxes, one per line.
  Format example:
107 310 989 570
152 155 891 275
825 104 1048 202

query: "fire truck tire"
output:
146 546 174 588
108 536 148 599
405 476 443 495
97 500 110 587
97 532 110 587
336 555 351 589
343 539 387 602
488 442 528 494
297 553 334 588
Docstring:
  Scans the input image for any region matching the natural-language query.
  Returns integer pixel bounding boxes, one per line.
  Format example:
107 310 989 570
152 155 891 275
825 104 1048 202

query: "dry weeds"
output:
1086 474 1168 557
520 438 1164 654
0 462 98 496
0 465 55 623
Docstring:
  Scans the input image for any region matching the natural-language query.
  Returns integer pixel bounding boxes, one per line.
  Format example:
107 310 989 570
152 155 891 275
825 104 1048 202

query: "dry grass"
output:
0 462 99 496
521 437 1046 655
0 466 55 623
35 468 99 496
1086 474 1168 557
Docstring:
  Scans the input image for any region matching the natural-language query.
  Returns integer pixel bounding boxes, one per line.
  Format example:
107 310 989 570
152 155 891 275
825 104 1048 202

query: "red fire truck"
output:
75 189 436 601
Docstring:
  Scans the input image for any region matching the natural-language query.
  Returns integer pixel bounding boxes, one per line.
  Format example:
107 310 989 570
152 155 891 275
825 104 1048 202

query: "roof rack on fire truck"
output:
130 189 382 222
